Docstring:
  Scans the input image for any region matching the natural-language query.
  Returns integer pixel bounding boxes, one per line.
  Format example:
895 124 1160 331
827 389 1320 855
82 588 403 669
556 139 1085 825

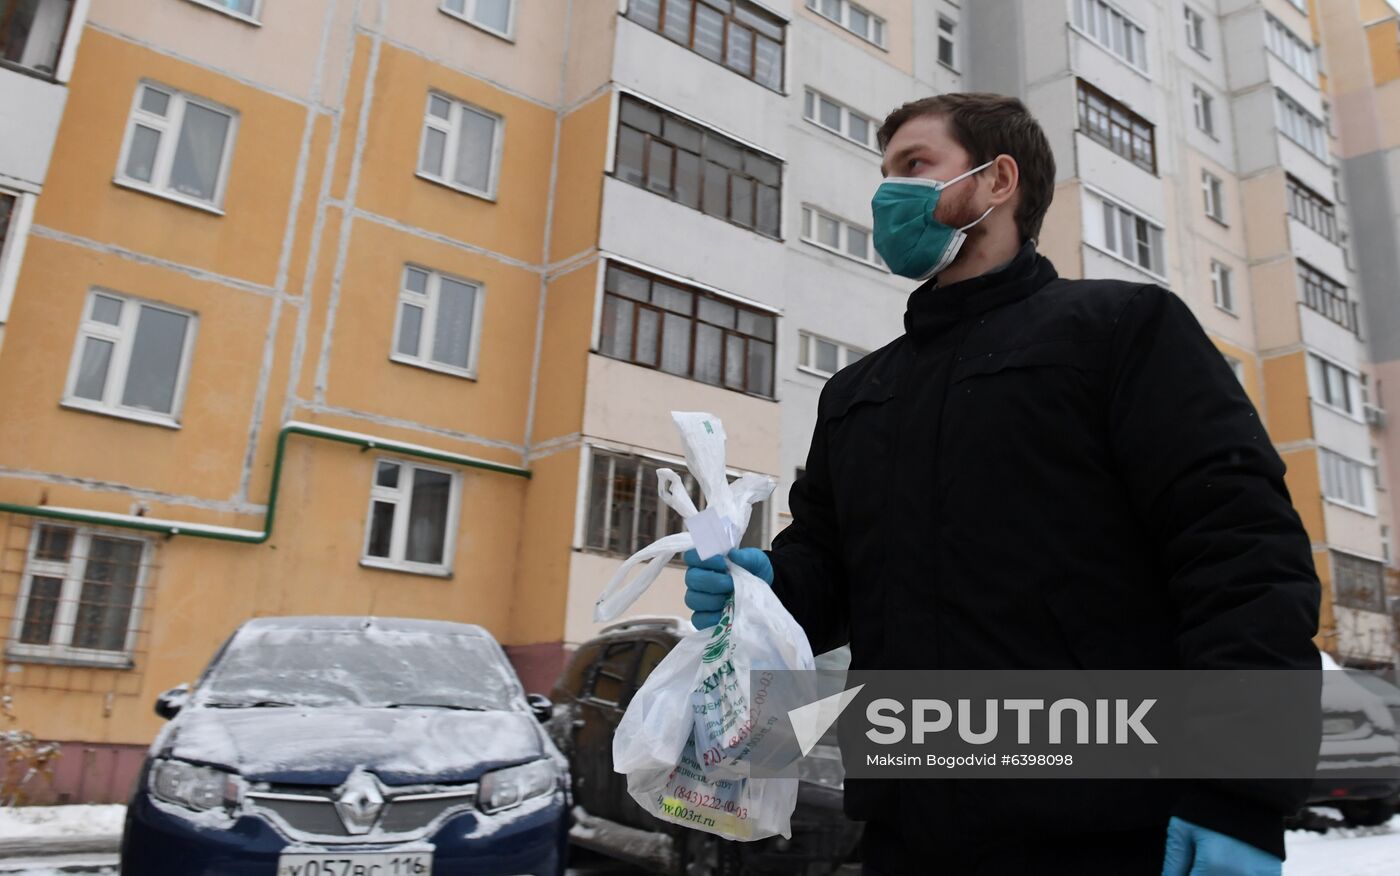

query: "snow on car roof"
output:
240 615 492 638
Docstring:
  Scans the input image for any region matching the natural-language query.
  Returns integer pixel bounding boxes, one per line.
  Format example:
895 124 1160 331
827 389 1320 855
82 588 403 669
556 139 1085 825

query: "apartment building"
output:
2 0 1396 804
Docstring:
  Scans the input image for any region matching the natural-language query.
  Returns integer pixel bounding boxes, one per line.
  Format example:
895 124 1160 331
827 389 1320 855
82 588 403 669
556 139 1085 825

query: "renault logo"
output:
334 768 384 835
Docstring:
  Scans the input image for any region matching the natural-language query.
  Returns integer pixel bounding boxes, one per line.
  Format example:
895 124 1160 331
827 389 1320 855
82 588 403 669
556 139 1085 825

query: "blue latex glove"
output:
682 547 773 629
1162 817 1280 876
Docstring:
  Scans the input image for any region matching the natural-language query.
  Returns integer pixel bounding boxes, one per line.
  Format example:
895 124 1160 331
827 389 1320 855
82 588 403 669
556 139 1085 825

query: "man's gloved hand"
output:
1162 816 1281 876
682 547 773 629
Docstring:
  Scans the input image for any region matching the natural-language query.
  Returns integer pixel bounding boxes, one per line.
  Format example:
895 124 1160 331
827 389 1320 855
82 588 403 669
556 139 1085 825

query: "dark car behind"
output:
547 616 860 875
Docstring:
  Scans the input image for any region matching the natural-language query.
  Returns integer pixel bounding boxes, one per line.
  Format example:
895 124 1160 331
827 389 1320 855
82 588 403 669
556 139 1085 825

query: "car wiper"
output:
384 702 488 711
205 700 299 708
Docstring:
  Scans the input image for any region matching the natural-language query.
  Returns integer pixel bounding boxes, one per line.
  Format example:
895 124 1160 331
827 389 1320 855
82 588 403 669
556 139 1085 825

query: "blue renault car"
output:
122 616 568 875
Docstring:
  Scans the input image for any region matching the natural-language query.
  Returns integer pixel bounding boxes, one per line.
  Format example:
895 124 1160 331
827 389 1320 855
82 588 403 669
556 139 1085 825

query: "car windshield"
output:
199 626 517 710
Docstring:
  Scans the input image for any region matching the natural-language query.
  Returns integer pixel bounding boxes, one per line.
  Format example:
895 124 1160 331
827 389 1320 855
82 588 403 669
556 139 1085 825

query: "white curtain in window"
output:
432 278 476 369
453 107 495 192
170 103 231 201
405 469 451 564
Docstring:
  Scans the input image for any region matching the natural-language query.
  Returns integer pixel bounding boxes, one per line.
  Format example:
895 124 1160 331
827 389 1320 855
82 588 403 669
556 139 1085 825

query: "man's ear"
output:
986 154 1020 208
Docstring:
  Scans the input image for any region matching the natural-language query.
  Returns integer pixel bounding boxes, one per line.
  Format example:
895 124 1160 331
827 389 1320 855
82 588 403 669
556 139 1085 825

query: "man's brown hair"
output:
877 93 1056 243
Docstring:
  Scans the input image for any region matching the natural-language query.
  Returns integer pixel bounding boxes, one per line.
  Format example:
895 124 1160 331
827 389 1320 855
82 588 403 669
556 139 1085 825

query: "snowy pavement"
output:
0 806 1395 874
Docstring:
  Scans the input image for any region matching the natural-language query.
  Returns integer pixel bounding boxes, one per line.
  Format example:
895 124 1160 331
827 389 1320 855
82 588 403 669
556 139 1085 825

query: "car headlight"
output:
477 760 556 814
797 743 845 789
150 759 241 811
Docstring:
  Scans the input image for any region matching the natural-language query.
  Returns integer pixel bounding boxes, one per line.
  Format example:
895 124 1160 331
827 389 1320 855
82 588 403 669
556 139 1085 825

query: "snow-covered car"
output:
121 616 569 876
547 617 860 875
1306 651 1400 826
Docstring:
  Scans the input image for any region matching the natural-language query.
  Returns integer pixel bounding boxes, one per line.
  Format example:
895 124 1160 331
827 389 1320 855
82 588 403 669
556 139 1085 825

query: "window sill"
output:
439 6 515 43
807 11 889 53
360 557 453 578
185 0 263 26
1311 399 1366 426
796 364 835 381
61 399 182 430
0 58 61 84
113 178 226 216
1067 24 1152 82
415 171 498 203
937 60 961 75
799 237 886 273
6 646 135 670
1323 497 1377 517
800 117 881 155
1189 45 1211 62
1206 213 1229 228
390 354 479 381
1082 242 1168 285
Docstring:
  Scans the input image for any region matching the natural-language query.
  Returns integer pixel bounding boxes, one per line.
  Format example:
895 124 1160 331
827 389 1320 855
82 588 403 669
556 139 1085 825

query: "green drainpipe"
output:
0 420 531 543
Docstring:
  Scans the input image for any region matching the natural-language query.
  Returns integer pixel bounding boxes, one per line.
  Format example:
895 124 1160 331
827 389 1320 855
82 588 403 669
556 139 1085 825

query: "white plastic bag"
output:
594 412 816 841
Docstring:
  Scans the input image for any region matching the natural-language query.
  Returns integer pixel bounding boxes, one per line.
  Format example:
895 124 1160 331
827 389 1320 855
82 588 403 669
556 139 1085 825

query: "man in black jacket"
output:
683 93 1320 873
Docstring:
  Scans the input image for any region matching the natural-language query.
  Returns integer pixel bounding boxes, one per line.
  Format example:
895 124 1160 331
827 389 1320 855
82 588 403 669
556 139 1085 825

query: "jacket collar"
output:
902 240 1058 343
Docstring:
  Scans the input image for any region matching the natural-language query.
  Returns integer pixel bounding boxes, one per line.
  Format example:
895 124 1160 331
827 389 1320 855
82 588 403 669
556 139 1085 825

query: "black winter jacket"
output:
767 243 1321 859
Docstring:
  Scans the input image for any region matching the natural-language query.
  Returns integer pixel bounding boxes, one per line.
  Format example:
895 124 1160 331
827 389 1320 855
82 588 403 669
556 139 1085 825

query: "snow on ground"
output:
0 805 124 839
1285 814 1400 876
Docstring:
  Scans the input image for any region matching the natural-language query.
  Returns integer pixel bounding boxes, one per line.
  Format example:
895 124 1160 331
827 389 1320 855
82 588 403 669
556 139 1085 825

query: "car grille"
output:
246 783 477 842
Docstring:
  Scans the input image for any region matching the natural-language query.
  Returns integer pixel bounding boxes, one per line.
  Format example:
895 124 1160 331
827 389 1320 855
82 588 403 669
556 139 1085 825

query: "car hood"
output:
165 706 544 785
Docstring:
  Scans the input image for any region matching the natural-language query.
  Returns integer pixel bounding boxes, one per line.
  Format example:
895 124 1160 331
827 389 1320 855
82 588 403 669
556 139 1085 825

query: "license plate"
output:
276 850 432 876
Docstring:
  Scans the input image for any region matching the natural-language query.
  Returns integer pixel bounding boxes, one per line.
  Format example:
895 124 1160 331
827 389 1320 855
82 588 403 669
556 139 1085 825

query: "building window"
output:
418 92 502 200
186 0 261 23
362 460 460 575
1297 260 1358 334
585 448 769 558
806 0 886 48
1222 354 1246 386
1089 194 1165 276
937 15 957 70
1076 80 1156 174
1201 170 1225 223
116 83 237 210
392 265 483 378
441 0 513 38
0 0 75 78
12 525 149 666
615 94 782 239
1332 551 1385 611
1308 352 1360 416
1320 449 1374 514
798 331 865 378
1210 260 1234 313
627 0 786 91
1285 0 1307 12
600 262 776 397
1192 86 1216 137
64 290 197 426
802 89 878 151
1265 13 1316 84
1071 0 1148 74
1286 174 1338 242
801 206 883 269
1183 5 1207 55
1275 90 1327 161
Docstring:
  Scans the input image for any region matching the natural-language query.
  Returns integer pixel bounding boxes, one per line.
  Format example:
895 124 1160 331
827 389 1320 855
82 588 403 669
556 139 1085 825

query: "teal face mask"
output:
872 160 996 281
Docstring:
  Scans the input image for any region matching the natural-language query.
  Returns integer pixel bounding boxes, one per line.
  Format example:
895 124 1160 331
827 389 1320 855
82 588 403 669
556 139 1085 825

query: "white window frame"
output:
937 15 958 71
1192 85 1216 138
805 0 887 49
798 330 867 379
1319 447 1375 515
1085 189 1167 280
1285 0 1307 12
1202 170 1226 224
800 205 885 269
1210 260 1234 314
439 0 515 41
0 188 36 326
361 458 463 577
1183 5 1207 56
114 82 239 214
184 0 263 26
1265 13 1317 84
61 289 198 429
1308 351 1363 420
9 524 150 667
1275 90 1328 161
390 265 486 380
1222 353 1246 386
1070 0 1149 75
802 88 879 152
416 91 505 201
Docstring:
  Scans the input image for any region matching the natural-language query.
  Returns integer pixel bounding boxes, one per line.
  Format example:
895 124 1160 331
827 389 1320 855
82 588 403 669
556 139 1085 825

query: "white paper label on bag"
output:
686 507 740 560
